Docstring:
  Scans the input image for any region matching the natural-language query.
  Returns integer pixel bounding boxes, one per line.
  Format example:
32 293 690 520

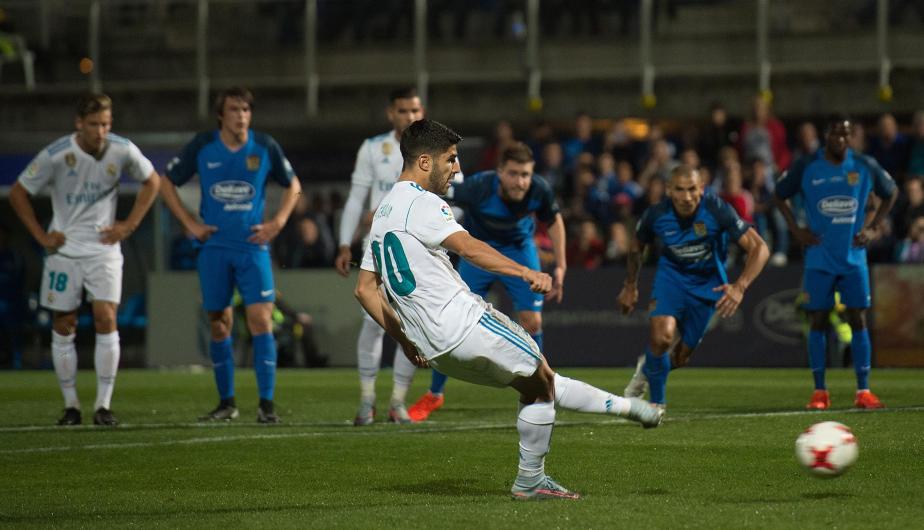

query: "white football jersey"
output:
17 133 155 258
361 181 486 358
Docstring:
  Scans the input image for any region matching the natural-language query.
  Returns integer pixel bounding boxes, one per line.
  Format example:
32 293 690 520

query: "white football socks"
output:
554 373 631 416
94 331 120 411
515 401 555 489
357 317 384 402
52 331 79 409
391 345 416 405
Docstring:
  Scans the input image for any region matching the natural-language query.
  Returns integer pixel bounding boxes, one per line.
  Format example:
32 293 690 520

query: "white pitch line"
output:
1 406 922 455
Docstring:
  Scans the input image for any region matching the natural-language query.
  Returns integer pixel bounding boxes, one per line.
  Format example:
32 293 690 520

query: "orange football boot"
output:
806 389 830 410
407 391 445 422
854 390 885 409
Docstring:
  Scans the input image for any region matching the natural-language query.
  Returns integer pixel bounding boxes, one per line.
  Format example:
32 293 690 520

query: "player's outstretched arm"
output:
100 171 161 244
9 182 65 252
441 231 552 294
354 269 427 367
546 213 567 303
249 176 301 245
159 177 217 242
714 227 769 318
618 237 646 314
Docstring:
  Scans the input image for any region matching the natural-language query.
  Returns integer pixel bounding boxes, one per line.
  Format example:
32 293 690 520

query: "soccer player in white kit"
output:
9 93 161 426
355 119 663 500
335 88 438 425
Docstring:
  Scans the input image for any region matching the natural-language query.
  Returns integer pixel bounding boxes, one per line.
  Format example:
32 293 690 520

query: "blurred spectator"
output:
612 159 643 201
539 141 566 195
0 223 26 368
567 217 605 270
638 138 677 187
868 113 910 182
710 145 741 192
897 216 924 263
697 101 739 172
749 159 789 266
604 119 639 168
633 175 666 222
275 192 336 268
719 160 754 224
170 227 201 271
849 121 867 153
792 121 820 161
906 110 924 177
526 120 556 161
739 95 791 174
893 176 924 240
478 119 516 171
562 112 603 169
680 147 701 171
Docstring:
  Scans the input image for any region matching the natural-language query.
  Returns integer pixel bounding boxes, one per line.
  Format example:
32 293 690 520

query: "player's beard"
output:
428 166 451 195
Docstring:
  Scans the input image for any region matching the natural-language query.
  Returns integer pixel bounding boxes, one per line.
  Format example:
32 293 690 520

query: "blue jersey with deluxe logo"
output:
448 170 559 248
775 148 896 273
166 130 294 253
637 193 749 301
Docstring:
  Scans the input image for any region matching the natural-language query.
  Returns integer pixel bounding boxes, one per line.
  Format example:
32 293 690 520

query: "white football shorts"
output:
429 306 542 388
40 252 123 311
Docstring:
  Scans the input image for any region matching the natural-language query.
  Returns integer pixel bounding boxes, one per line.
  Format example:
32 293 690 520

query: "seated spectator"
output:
792 121 820 161
638 138 677 187
697 101 739 172
749 159 788 266
893 176 924 240
567 217 605 270
897 216 924 263
738 94 791 174
719 160 754 224
868 113 910 183
562 112 603 169
477 119 516 172
907 110 924 177
539 141 566 196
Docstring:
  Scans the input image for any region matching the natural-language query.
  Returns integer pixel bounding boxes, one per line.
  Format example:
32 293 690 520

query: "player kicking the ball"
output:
354 119 662 500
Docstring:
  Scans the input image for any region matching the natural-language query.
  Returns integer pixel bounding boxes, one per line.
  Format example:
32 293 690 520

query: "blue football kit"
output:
635 192 750 405
775 147 896 392
167 129 295 404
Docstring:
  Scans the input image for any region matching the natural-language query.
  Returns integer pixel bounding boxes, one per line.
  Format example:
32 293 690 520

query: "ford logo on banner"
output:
210 181 255 203
752 288 804 345
817 196 858 217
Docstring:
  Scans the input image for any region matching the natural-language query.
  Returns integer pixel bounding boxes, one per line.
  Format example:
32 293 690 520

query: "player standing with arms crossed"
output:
335 88 437 425
774 117 896 410
355 119 662 500
161 87 301 423
407 142 566 422
10 93 161 426
620 165 769 410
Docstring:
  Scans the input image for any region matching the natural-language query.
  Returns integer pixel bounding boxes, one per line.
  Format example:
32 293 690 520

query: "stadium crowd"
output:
264 99 924 273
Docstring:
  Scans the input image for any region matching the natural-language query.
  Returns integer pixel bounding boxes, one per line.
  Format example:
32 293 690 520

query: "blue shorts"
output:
197 246 275 311
459 243 543 313
650 270 717 350
803 265 870 311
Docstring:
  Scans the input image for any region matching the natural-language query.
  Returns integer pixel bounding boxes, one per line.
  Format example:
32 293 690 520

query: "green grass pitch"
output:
1 367 922 528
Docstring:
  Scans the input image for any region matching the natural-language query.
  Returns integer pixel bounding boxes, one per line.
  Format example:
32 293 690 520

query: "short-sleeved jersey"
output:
350 131 404 213
360 181 486 358
637 193 749 299
775 148 896 273
166 130 294 253
17 133 154 258
447 170 559 248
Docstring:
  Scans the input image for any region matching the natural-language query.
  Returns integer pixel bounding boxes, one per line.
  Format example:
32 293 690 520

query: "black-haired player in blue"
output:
408 142 566 422
774 117 896 410
620 165 769 410
160 87 301 423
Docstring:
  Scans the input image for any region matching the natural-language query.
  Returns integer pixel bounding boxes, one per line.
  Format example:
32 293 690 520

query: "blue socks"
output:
531 332 544 352
808 329 827 390
253 332 277 401
210 338 235 400
429 369 448 395
852 328 871 390
642 346 671 405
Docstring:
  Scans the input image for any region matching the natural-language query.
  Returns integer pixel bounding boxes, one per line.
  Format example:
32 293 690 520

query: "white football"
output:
795 421 858 477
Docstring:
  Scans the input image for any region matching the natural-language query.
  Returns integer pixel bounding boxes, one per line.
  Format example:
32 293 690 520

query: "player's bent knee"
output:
53 312 78 335
518 312 542 335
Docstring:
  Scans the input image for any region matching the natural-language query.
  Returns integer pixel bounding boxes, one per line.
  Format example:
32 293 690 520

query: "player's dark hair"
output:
389 87 418 104
499 142 534 166
76 93 112 118
214 86 254 124
400 119 462 169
